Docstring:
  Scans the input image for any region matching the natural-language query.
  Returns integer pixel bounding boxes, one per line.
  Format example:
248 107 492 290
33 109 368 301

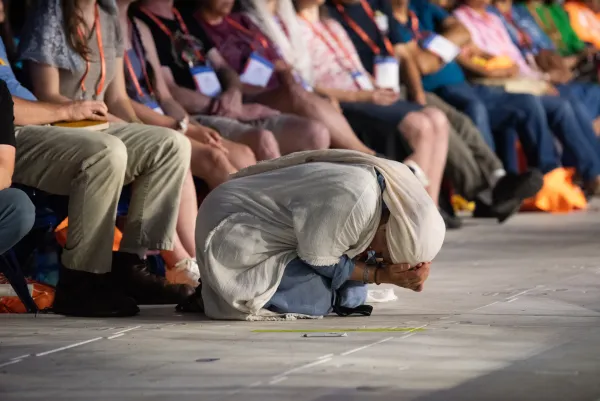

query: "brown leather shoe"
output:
111 252 194 305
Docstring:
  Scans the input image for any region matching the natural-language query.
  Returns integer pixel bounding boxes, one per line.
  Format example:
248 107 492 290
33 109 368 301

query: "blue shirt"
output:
0 38 36 101
489 5 556 56
395 0 466 91
327 0 403 74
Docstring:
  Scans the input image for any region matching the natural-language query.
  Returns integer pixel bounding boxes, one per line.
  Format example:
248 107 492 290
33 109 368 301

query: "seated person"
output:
491 0 597 81
454 0 600 194
491 0 600 134
324 0 543 221
175 0 376 155
11 0 193 317
0 79 35 256
131 0 348 156
257 0 449 210
194 150 444 320
564 0 600 50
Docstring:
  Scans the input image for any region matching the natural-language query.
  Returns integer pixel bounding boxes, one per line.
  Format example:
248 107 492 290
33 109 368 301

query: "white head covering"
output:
233 150 446 265
243 0 315 85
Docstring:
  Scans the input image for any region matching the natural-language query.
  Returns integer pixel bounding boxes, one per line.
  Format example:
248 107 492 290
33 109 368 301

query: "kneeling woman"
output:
195 150 446 320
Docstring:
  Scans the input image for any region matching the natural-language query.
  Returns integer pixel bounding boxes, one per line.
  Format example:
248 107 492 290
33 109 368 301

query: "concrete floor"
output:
1 208 600 401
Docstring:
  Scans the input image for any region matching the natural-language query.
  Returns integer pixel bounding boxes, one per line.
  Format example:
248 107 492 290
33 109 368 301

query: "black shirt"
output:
0 79 15 148
326 0 403 74
132 6 215 91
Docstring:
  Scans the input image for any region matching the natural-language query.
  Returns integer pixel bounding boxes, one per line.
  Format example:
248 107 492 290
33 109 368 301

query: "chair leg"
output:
0 251 38 313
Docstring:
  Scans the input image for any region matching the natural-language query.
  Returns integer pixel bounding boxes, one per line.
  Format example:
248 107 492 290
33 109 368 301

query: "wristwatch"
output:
176 115 190 134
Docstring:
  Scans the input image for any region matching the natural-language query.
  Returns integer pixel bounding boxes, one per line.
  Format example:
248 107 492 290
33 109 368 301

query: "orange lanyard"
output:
225 17 270 51
77 4 105 99
138 7 204 63
300 16 363 89
124 19 155 99
333 0 394 56
408 11 423 40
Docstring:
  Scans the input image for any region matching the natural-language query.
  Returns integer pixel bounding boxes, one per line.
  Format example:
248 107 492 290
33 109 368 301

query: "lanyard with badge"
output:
225 17 275 88
301 16 374 91
138 7 222 97
408 11 460 64
333 0 399 91
124 19 164 115
77 4 106 100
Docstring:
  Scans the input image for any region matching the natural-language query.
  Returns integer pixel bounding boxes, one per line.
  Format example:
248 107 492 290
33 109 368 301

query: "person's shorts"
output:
193 114 294 140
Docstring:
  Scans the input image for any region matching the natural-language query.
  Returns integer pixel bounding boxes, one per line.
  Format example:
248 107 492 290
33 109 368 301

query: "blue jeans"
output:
557 82 600 119
538 95 600 180
265 256 367 316
436 82 559 174
0 188 35 255
340 99 423 126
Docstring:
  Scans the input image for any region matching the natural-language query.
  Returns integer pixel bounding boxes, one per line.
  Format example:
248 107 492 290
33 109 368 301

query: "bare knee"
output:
300 120 330 150
240 128 280 161
399 112 435 144
422 107 450 140
228 140 257 169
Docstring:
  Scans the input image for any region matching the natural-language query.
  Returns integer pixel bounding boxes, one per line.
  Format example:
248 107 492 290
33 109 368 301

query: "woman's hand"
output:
379 262 431 292
371 88 401 106
187 125 228 154
212 89 244 117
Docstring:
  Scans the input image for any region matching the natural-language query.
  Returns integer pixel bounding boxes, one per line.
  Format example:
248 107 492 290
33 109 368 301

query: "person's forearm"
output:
12 96 70 125
457 55 493 78
159 97 188 122
401 55 426 100
216 66 242 92
132 100 178 130
349 260 377 283
169 84 212 115
442 25 471 47
106 97 139 123
314 86 369 103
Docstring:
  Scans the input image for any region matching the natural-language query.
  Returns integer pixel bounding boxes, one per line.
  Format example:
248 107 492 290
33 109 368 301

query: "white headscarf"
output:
243 0 315 85
233 150 446 266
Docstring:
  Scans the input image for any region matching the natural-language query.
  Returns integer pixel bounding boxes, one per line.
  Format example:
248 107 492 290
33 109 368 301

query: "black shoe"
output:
111 252 195 305
176 283 204 313
53 266 139 317
490 170 544 223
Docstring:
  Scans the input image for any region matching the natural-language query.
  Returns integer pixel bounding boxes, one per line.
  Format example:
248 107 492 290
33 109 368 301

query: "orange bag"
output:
0 279 55 313
521 167 587 213
55 218 122 251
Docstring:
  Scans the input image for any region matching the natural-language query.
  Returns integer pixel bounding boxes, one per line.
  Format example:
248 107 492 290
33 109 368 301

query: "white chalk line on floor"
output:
0 325 143 368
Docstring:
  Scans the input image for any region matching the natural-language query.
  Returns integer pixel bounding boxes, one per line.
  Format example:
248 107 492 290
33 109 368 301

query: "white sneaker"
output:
166 258 201 288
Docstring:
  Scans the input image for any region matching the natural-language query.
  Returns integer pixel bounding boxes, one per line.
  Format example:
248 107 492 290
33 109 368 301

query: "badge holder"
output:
190 64 223 97
144 98 164 115
239 52 275 88
420 34 461 64
352 71 375 91
374 56 400 91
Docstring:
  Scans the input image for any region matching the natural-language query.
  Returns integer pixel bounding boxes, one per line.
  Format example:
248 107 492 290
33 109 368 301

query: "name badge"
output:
375 11 389 34
374 56 400 91
239 52 275 88
352 71 375 91
420 34 460 64
145 99 164 115
293 70 313 92
190 65 222 97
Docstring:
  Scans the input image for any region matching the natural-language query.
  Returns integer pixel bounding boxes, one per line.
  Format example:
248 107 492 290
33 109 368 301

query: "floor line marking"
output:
506 287 542 300
318 354 334 359
507 297 519 303
271 357 333 380
112 325 142 336
340 336 394 356
252 327 424 333
11 354 30 361
107 333 125 340
35 337 103 357
268 376 288 385
470 301 499 312
0 359 22 368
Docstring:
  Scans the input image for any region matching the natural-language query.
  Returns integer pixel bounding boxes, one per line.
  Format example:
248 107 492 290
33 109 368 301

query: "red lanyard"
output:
138 6 204 62
333 0 394 56
408 11 423 40
300 16 363 89
225 17 270 51
77 4 105 99
124 20 154 99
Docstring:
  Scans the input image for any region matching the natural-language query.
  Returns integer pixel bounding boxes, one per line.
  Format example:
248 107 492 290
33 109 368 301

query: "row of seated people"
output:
0 0 597 318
